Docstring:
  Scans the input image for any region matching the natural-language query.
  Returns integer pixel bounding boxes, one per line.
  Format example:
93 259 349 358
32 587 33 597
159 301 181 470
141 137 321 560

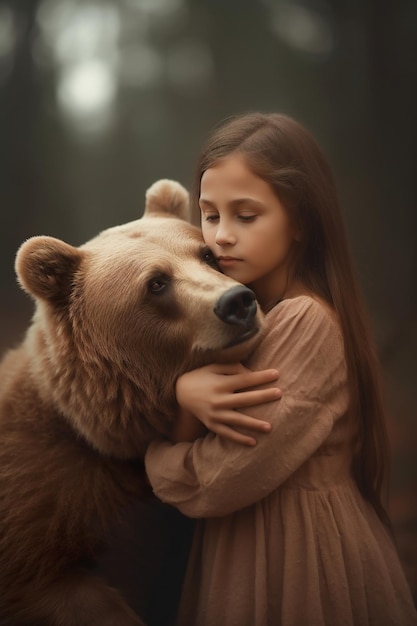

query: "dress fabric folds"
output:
145 296 417 626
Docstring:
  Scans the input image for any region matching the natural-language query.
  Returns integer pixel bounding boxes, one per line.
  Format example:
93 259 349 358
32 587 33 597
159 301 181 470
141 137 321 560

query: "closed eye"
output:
203 214 219 223
238 214 256 222
203 213 256 223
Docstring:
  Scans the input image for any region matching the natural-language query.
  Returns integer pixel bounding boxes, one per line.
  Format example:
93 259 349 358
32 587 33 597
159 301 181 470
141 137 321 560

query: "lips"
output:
217 256 241 266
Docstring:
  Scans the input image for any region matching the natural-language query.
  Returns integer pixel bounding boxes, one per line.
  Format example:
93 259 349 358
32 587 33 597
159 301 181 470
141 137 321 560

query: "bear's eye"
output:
148 276 168 294
201 248 218 268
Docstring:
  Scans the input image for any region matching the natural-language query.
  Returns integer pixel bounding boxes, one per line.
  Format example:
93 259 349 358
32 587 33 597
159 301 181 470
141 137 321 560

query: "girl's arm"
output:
146 298 349 518
171 363 280 446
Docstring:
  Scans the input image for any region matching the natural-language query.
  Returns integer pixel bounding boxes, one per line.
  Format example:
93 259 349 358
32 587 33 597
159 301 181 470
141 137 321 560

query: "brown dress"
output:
145 296 417 626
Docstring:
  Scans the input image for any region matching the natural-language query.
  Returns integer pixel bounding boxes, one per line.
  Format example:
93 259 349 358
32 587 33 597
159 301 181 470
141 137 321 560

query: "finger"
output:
217 370 280 394
234 368 280 390
209 411 272 433
230 387 282 407
213 424 258 446
229 414 272 433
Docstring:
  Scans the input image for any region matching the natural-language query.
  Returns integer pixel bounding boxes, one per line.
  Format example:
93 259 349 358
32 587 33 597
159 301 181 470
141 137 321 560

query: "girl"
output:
145 113 416 625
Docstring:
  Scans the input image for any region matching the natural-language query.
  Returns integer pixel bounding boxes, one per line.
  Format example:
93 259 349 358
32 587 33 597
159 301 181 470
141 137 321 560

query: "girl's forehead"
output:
202 154 257 185
200 155 273 203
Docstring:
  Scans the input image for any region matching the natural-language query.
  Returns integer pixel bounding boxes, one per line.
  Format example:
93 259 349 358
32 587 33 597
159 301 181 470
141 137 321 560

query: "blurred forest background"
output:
0 0 416 603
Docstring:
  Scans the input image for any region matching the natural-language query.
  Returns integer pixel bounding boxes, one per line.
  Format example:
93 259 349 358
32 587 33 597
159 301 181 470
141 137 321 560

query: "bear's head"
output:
15 180 265 458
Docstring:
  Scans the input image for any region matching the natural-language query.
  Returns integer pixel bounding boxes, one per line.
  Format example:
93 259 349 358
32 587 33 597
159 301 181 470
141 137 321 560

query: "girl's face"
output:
200 153 299 307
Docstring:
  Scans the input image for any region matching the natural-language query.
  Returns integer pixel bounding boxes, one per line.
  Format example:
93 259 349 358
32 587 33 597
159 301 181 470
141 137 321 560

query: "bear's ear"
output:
15 236 83 302
144 179 190 221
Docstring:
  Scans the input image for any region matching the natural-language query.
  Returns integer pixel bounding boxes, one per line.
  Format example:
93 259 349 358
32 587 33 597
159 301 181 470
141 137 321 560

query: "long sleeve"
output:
145 296 349 518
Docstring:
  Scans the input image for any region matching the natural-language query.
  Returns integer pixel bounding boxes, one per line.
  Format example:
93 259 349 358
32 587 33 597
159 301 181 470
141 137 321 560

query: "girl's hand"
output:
175 363 281 446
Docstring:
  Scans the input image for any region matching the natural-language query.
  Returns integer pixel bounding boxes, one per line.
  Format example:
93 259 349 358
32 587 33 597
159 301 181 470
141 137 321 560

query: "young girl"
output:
145 113 416 625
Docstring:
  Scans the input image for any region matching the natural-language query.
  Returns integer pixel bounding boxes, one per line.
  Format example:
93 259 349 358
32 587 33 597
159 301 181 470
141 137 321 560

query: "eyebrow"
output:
199 197 264 209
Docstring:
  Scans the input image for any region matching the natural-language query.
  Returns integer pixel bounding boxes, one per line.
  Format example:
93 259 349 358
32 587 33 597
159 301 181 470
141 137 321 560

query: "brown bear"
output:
0 179 264 626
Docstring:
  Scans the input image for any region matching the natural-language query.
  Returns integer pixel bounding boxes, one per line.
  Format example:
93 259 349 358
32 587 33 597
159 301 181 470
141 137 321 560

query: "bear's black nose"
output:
214 285 257 327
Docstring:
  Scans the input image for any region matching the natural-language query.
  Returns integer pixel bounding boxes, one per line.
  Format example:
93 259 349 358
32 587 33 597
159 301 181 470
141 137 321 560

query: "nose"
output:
214 285 257 327
215 220 236 245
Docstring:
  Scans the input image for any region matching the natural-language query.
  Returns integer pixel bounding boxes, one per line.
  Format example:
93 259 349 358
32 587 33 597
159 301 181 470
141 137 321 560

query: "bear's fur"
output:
0 180 264 626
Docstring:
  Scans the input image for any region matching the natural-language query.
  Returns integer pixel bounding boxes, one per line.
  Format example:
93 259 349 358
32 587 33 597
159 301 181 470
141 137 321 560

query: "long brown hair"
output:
192 112 391 527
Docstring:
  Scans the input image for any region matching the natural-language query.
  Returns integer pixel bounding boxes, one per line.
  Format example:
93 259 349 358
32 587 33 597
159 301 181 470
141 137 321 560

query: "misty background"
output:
0 0 416 602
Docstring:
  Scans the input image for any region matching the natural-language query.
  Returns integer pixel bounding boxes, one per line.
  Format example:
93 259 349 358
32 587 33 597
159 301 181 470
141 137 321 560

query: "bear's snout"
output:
214 285 257 328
